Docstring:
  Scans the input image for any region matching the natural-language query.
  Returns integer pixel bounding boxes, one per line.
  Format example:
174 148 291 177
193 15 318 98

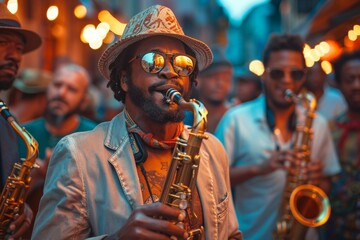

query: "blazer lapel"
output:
104 113 144 209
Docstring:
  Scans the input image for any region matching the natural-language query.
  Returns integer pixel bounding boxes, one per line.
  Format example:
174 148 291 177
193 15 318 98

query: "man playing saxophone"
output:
215 34 340 240
0 3 42 239
32 5 242 240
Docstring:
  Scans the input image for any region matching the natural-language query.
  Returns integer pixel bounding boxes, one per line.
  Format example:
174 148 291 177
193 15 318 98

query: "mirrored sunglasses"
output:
268 68 306 81
128 50 196 77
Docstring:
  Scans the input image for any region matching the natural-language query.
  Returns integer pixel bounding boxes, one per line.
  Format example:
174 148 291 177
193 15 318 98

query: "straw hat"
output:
0 3 41 53
98 5 213 80
13 68 52 94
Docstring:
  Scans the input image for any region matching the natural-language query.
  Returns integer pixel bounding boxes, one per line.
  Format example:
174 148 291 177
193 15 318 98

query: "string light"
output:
47 5 59 21
249 60 264 76
74 5 87 19
7 0 18 14
320 60 332 74
81 24 96 43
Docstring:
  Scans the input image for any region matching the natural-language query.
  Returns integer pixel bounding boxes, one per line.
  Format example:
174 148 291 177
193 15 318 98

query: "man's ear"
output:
120 71 128 92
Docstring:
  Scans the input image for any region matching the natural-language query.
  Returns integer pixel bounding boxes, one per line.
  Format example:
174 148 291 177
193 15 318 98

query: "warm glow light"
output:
309 49 320 62
303 44 311 56
319 41 330 54
348 30 357 41
305 57 314 68
98 10 126 36
344 35 355 48
82 24 96 43
353 24 360 35
314 45 325 57
103 32 115 44
89 36 103 50
47 5 59 21
7 0 18 14
321 60 332 74
80 33 87 44
321 40 342 61
249 60 264 76
96 22 110 39
74 5 87 19
51 24 65 38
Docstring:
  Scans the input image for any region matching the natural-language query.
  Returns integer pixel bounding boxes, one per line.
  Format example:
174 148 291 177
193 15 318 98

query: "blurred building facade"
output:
8 0 360 83
12 0 228 81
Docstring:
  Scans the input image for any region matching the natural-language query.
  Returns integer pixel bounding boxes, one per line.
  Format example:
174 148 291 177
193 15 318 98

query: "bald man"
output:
18 64 97 237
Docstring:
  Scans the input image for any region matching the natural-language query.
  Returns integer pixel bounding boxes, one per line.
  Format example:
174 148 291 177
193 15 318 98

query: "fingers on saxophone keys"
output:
277 151 290 169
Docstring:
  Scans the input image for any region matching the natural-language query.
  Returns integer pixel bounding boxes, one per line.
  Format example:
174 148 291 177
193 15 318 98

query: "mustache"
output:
0 61 18 70
48 96 68 105
149 81 184 95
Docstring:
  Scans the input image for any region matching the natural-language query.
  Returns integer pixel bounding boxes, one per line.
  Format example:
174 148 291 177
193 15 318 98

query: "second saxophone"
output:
273 89 331 240
0 100 39 238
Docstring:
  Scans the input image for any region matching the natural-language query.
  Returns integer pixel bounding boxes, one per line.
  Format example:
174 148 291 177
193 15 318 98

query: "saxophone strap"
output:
124 108 184 149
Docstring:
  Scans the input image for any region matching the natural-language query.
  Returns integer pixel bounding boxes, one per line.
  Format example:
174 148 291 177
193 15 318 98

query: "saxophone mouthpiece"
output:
162 88 183 105
284 89 294 101
0 99 13 121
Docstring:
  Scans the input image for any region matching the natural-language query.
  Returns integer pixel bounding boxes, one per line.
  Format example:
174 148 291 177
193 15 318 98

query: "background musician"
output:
18 63 97 238
324 50 360 239
32 5 242 239
0 3 42 239
215 34 340 240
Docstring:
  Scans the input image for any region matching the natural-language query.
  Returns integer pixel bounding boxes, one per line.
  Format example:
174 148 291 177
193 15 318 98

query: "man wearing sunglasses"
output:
215 34 340 240
32 5 242 240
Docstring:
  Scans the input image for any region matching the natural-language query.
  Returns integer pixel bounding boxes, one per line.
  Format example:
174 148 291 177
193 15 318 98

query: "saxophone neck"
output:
285 89 317 113
188 99 208 134
0 99 38 164
162 88 208 134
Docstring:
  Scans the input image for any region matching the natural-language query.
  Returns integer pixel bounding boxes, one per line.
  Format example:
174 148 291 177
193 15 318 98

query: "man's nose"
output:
282 71 294 83
158 60 179 79
57 85 68 97
5 43 22 62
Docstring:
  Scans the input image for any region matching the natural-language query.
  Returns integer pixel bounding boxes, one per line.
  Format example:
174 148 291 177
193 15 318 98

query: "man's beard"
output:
44 103 80 127
0 77 15 90
127 83 185 123
264 86 294 109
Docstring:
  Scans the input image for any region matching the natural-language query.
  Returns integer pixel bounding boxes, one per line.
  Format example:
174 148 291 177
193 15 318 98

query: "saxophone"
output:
0 99 38 238
160 88 208 240
273 89 331 240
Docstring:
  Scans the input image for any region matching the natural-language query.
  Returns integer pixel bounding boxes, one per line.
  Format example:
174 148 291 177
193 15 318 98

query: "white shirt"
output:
317 86 347 121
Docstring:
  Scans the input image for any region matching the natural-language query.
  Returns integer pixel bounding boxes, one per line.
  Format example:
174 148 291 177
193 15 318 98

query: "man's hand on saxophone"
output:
259 149 326 187
7 204 33 240
104 202 188 240
261 149 296 174
289 160 324 186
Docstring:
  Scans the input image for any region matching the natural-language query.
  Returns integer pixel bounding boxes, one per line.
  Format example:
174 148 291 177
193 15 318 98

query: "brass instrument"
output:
0 99 38 238
273 89 331 240
160 88 208 240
